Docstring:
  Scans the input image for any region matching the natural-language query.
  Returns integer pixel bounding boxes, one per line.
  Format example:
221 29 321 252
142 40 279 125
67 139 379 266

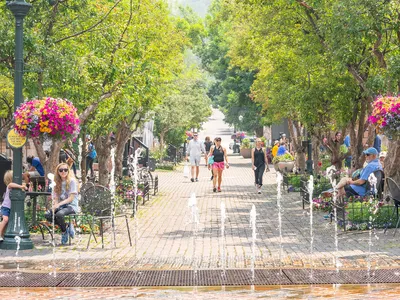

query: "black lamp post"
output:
0 0 32 250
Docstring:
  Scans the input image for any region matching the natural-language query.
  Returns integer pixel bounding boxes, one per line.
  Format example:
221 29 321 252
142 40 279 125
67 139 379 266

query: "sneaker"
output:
68 223 75 239
218 187 221 192
213 187 217 192
0 236 3 242
195 178 199 182
191 178 194 182
257 188 261 194
210 176 213 180
61 231 69 245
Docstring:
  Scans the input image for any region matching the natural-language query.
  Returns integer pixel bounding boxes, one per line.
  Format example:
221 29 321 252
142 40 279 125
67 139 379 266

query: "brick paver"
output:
1 154 400 273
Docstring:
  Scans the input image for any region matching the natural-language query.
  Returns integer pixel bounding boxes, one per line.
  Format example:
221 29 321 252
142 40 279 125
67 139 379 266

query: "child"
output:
1 171 27 241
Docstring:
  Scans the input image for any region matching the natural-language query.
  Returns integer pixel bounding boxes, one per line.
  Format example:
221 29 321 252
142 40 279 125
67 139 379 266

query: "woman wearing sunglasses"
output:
45 163 79 245
208 137 229 192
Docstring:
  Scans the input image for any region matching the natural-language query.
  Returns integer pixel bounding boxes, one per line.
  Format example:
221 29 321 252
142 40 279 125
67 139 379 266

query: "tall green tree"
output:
154 65 212 159
197 1 265 135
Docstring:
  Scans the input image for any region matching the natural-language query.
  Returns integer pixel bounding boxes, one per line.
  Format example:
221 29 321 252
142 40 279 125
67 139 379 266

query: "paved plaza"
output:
1 111 400 274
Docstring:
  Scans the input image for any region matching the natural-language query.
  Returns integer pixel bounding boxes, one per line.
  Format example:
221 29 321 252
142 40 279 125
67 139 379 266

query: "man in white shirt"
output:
186 133 205 182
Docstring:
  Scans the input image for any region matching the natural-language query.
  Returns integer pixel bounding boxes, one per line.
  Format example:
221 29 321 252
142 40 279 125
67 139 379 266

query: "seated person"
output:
379 151 386 169
337 147 382 197
23 156 45 184
45 163 78 245
277 142 290 156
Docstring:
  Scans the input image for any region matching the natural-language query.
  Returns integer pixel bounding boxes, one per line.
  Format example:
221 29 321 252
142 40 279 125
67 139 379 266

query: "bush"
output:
150 148 167 161
272 153 294 164
241 138 251 149
288 175 302 187
156 162 175 170
345 199 393 229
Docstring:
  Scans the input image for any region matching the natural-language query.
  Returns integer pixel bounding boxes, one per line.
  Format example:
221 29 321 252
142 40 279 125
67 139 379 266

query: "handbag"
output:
183 164 190 178
208 156 214 165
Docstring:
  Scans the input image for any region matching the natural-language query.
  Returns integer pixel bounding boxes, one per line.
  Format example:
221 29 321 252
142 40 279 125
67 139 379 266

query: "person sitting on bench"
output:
337 147 382 197
23 156 45 184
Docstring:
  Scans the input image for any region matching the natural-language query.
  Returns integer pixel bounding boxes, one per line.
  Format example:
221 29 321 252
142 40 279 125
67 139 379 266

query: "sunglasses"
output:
58 168 69 173
365 154 371 156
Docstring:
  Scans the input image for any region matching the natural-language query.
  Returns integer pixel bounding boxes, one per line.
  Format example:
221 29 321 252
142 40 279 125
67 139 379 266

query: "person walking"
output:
251 138 269 194
208 137 229 192
86 139 97 178
186 132 205 182
45 163 79 245
204 136 213 167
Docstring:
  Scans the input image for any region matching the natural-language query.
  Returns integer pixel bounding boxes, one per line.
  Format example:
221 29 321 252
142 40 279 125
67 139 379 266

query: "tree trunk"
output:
115 122 132 177
159 131 166 162
81 134 87 183
95 136 112 186
385 139 400 184
312 135 321 174
33 138 63 176
287 118 306 173
255 126 264 137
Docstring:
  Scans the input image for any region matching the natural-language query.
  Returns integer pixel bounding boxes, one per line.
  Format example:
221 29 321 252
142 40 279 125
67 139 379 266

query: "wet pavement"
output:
1 109 400 294
1 284 400 299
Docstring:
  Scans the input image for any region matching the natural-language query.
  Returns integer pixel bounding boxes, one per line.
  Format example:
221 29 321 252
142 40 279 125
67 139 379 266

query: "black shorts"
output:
344 185 359 197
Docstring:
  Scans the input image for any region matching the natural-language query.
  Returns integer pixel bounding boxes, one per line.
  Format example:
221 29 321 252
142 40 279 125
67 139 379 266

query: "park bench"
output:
331 170 385 231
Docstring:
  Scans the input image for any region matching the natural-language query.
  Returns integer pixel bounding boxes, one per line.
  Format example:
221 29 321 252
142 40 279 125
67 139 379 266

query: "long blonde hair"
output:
3 170 13 186
54 163 76 196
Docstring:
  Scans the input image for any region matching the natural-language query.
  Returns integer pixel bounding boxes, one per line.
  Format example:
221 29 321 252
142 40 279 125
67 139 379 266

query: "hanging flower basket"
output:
14 97 80 140
368 96 400 139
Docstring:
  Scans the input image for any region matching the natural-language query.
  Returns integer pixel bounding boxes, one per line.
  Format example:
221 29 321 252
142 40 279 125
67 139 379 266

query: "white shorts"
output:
190 156 201 166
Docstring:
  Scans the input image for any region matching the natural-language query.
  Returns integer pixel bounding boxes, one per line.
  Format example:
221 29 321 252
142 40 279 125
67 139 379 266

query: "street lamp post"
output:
0 0 33 250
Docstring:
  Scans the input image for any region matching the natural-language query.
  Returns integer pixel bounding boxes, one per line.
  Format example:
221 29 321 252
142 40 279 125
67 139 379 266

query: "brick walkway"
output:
1 154 400 273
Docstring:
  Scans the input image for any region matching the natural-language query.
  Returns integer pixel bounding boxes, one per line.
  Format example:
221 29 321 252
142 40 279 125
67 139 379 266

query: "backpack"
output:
90 148 97 159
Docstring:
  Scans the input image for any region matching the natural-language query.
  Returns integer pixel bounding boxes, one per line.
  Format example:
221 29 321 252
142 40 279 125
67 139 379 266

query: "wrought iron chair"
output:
365 170 385 199
82 185 132 249
384 177 400 236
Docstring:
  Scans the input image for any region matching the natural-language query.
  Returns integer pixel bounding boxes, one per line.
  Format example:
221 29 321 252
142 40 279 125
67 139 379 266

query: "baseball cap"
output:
379 151 387 158
363 147 378 155
274 140 279 145
193 132 198 136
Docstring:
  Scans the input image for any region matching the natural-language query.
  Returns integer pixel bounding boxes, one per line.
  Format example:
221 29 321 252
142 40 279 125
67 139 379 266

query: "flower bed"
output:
116 176 144 204
283 173 303 192
331 195 397 231
301 175 332 209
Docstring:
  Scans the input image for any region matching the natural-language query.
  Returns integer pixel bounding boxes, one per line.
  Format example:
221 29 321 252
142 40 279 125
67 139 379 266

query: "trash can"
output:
0 154 12 200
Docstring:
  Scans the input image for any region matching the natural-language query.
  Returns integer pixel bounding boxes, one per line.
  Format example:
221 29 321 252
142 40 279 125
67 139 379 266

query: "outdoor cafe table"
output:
25 191 51 225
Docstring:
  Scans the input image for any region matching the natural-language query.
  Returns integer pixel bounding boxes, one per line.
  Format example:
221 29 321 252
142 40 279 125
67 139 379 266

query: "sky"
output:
168 0 212 18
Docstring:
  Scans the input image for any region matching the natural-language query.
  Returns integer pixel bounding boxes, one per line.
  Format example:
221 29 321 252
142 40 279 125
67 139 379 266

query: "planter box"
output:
240 148 252 159
274 161 294 173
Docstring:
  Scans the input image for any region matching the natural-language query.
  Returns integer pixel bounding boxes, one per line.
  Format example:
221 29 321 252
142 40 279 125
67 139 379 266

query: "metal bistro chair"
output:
365 170 385 199
66 182 95 245
385 177 400 236
82 185 132 249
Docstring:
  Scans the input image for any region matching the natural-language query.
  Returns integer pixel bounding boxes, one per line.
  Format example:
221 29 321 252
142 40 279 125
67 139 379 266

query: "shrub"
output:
241 138 250 149
272 153 294 164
